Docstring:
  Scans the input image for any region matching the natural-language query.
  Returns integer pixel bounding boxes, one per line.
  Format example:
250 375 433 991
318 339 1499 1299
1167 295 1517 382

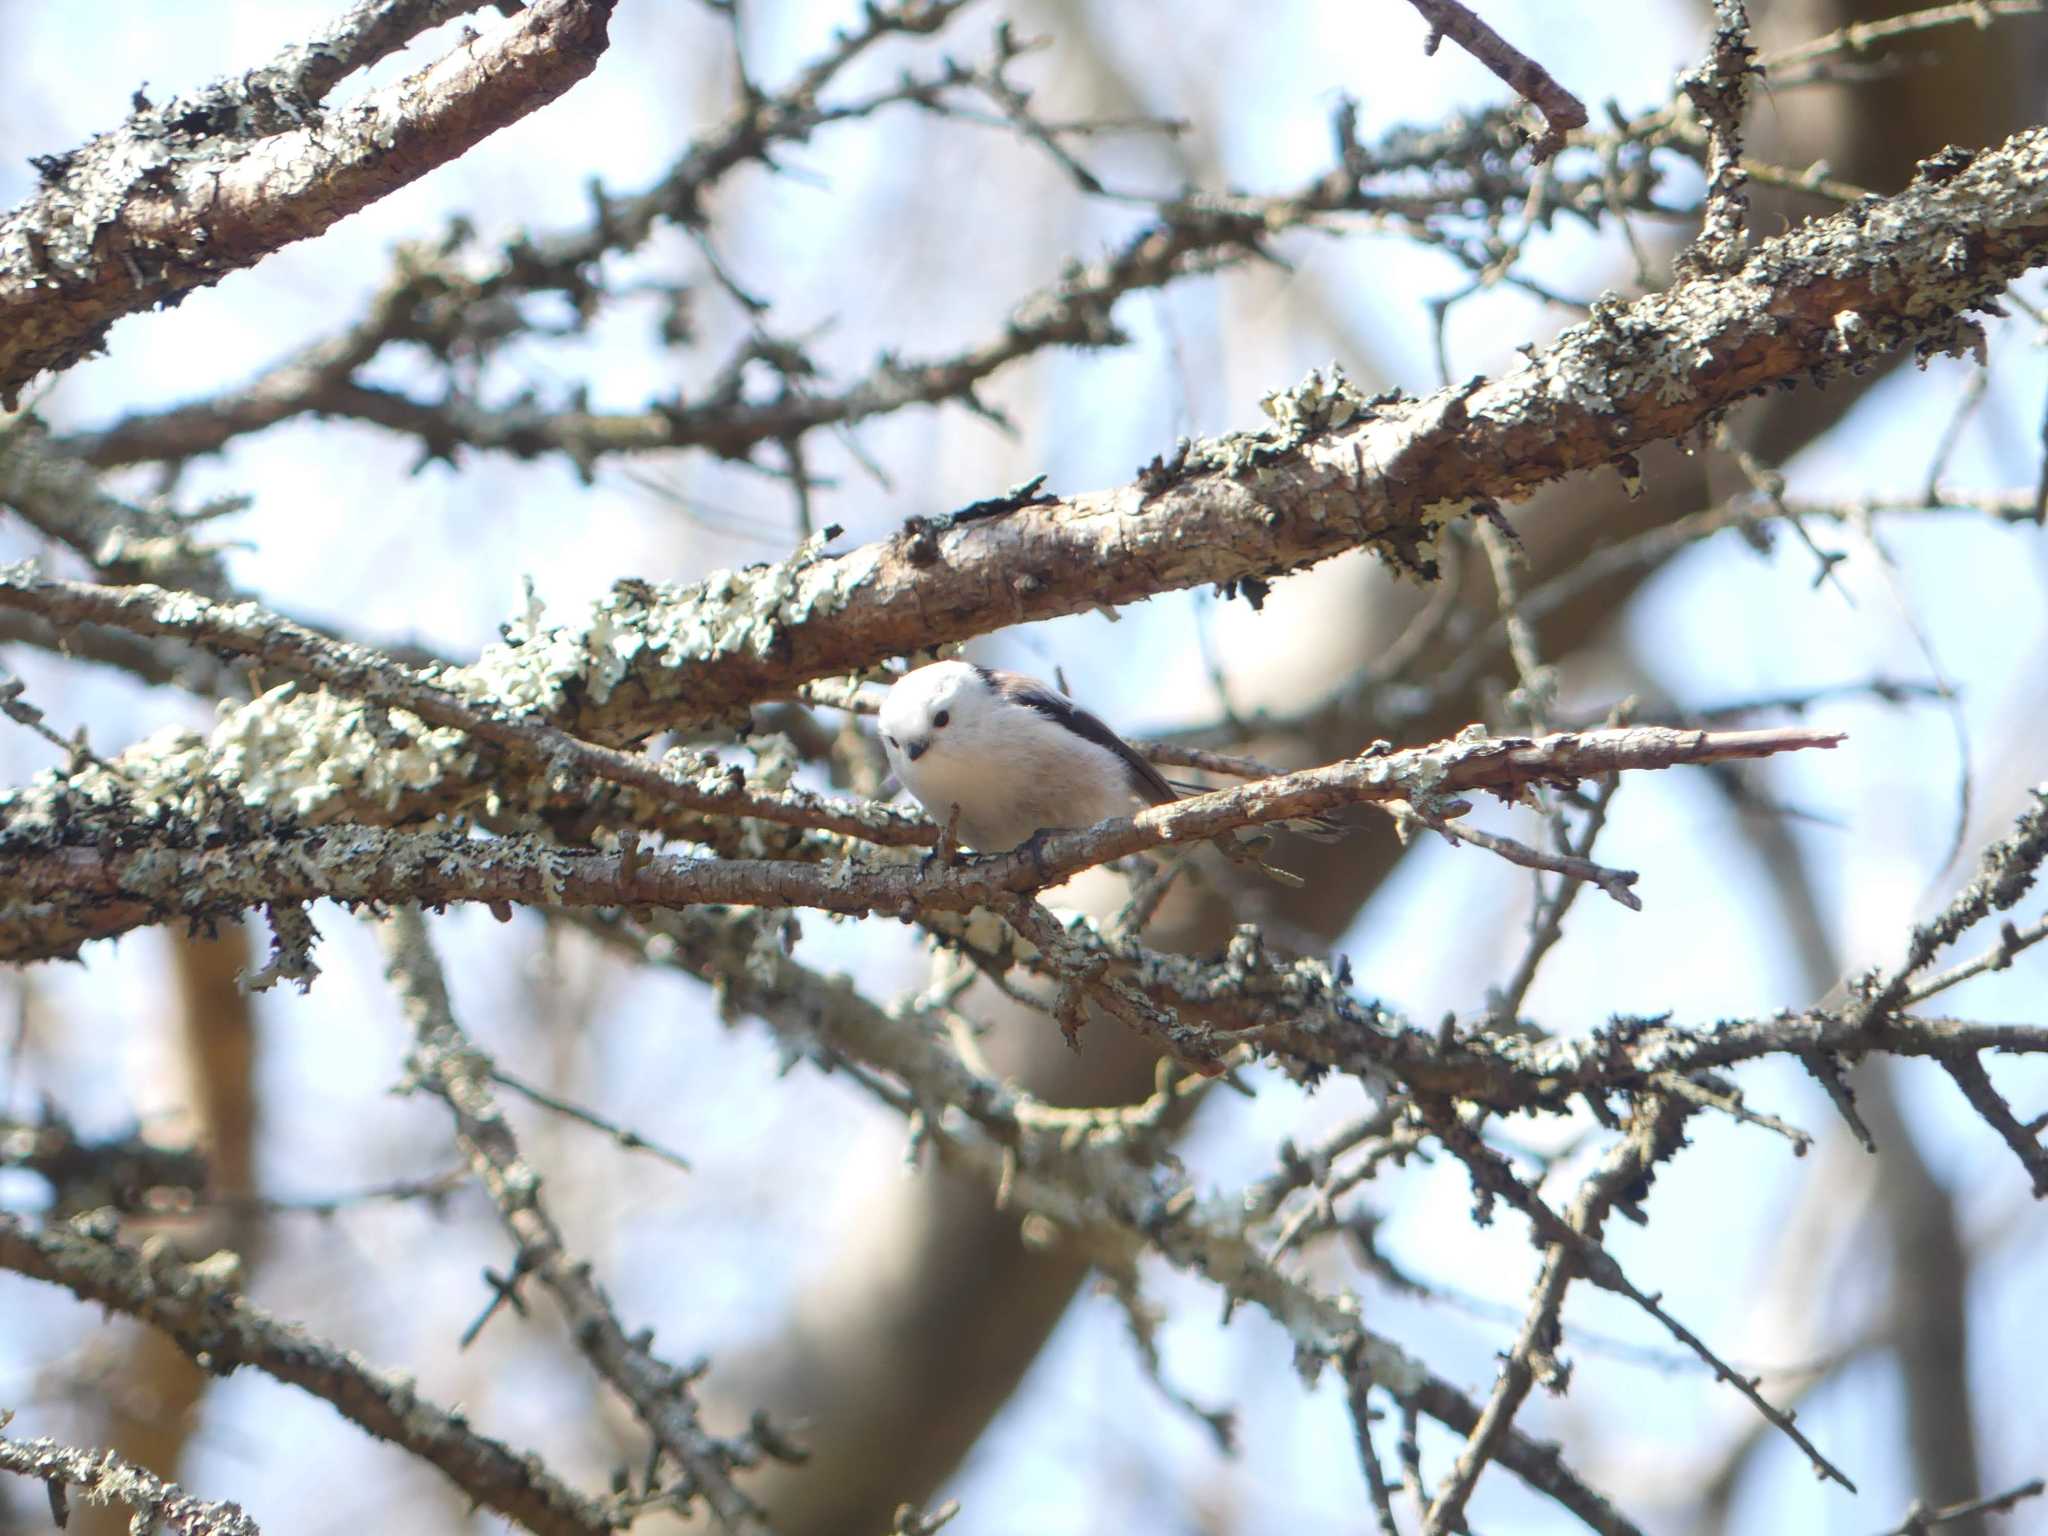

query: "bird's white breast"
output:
899 704 1143 851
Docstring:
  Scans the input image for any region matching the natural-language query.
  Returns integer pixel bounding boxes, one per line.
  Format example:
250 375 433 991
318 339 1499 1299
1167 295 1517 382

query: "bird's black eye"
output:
933 709 951 728
885 734 898 749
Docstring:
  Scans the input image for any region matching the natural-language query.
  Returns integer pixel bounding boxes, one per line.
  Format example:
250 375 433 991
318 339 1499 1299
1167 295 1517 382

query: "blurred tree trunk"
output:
73 925 259 1536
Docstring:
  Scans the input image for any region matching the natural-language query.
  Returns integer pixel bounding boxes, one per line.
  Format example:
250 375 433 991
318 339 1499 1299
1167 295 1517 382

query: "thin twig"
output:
1849 789 2048 1030
1344 1366 1406 1536
1872 1476 2046 1535
1936 1049 2048 1195
378 907 776 1534
1493 773 1625 1023
488 1066 693 1173
1400 0 1588 160
1411 801 1642 911
1901 914 2048 1005
1422 1099 1856 1507
1764 1 2043 77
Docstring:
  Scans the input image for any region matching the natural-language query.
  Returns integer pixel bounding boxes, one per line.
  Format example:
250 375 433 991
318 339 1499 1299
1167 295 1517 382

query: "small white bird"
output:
877 660 1339 853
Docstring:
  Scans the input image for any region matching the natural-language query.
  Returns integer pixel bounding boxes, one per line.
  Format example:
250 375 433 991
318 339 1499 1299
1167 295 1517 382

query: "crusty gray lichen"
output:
217 685 480 819
0 536 868 861
0 1414 265 1536
1477 130 2048 450
464 528 868 731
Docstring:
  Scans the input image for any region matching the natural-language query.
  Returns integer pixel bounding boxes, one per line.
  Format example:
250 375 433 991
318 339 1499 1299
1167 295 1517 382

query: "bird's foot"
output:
921 803 967 873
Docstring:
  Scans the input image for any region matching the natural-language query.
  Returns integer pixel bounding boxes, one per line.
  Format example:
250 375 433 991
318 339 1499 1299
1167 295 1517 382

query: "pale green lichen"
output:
0 523 888 860
1416 497 1474 527
213 684 476 819
1257 362 1369 437
1182 362 1376 479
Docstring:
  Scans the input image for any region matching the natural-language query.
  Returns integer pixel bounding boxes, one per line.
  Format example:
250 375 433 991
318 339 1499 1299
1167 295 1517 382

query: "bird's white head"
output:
876 660 994 783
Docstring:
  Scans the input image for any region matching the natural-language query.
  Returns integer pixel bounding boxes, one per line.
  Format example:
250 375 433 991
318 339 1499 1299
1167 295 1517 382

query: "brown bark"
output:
0 0 617 406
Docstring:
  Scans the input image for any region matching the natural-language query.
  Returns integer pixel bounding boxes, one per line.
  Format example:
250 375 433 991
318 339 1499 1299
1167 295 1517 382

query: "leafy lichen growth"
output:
1181 363 1378 479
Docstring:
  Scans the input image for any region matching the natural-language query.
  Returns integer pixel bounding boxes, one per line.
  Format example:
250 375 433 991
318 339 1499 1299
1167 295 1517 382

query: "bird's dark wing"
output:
976 666 1179 806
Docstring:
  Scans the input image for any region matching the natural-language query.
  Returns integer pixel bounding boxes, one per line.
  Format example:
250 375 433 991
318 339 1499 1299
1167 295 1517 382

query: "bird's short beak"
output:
906 739 928 762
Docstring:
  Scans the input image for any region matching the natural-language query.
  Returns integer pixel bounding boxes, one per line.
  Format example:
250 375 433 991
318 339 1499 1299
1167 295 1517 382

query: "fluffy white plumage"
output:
877 661 1175 852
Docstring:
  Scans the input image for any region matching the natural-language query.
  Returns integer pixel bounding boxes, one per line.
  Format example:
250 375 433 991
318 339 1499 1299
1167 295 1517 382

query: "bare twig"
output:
1850 788 2048 1029
1494 773 1625 1022
0 1214 616 1535
1763 1 2043 80
216 1165 471 1219
1475 509 1555 728
1936 1049 2048 1195
1400 0 1588 160
1408 799 1642 911
1872 1476 2046 1535
487 1067 694 1173
1421 1099 1855 1514
1901 914 2048 1006
378 907 775 1533
1343 1365 1405 1536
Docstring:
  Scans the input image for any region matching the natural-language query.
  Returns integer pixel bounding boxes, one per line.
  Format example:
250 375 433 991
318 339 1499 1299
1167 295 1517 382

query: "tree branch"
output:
0 565 933 848
0 1413 261 1536
0 1214 620 1536
0 725 1844 969
576 906 1648 1535
2 128 2036 852
378 907 778 1534
1401 0 1588 161
0 0 617 405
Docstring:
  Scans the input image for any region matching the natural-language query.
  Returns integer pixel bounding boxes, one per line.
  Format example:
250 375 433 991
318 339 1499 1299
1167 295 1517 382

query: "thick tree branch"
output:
0 0 617 406
52 62 1624 474
0 725 1842 968
2 7 2042 1533
0 128 2033 853
0 566 932 848
276 0 521 108
46 76 2037 499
